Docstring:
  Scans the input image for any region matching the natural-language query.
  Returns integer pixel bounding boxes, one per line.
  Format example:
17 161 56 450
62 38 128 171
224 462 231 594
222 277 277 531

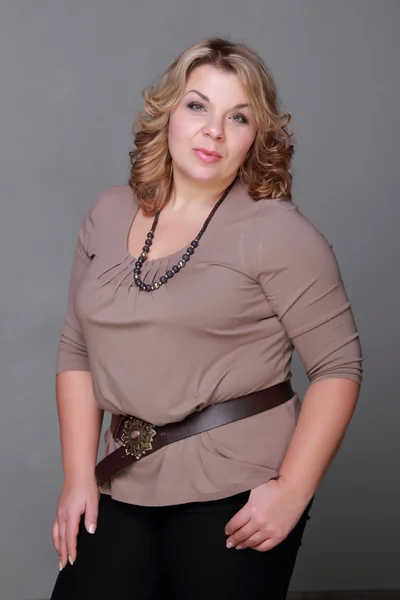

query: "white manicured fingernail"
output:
89 523 96 534
68 555 74 566
226 541 234 549
59 561 63 571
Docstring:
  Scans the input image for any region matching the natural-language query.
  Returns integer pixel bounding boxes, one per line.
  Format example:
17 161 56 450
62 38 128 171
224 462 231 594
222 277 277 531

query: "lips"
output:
194 147 222 158
193 148 222 164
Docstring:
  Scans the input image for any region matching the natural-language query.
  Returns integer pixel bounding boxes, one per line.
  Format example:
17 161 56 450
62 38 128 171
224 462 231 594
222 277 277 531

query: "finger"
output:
66 512 80 566
226 521 259 548
237 531 267 548
58 518 68 569
225 505 250 536
252 537 279 552
52 519 60 556
84 494 99 535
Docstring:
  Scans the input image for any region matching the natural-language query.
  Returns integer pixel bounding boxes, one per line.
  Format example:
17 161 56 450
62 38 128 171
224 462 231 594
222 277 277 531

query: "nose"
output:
202 114 225 141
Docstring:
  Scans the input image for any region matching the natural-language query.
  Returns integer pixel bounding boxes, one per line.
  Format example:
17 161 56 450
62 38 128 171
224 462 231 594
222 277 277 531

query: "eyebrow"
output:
185 89 250 110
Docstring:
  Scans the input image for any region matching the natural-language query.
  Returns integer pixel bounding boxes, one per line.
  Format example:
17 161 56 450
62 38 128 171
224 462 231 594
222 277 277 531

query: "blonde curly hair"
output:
129 37 294 216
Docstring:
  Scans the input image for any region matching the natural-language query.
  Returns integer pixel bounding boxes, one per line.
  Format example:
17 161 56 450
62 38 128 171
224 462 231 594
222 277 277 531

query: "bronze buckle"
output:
121 417 156 460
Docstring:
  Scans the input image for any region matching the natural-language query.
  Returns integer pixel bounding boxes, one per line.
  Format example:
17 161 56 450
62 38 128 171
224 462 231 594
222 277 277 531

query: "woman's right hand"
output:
52 476 100 570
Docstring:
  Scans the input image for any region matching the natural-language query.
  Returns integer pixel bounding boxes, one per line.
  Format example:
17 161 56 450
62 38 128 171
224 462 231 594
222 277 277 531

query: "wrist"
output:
63 465 97 487
277 474 316 504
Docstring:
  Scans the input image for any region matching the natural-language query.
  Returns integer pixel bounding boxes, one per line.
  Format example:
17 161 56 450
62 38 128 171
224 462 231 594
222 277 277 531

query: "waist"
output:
95 380 294 486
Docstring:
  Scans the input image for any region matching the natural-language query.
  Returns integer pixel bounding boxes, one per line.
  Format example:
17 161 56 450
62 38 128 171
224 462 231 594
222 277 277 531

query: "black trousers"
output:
50 491 312 600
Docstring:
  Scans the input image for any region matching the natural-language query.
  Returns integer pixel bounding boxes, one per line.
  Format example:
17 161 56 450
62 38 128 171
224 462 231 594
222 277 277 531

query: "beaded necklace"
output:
133 179 236 292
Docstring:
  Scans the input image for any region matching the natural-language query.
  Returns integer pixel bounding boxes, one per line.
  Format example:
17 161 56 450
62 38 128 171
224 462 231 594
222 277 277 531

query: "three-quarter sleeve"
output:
56 207 94 374
252 201 363 385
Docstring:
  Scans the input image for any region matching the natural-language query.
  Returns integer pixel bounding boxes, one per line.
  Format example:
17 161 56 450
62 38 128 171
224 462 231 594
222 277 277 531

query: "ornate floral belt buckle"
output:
121 417 156 460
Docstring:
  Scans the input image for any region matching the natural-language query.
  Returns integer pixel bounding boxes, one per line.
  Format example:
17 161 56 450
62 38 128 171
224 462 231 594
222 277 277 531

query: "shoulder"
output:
235 181 325 242
80 185 134 232
247 196 340 279
78 185 135 250
253 197 332 255
87 185 135 222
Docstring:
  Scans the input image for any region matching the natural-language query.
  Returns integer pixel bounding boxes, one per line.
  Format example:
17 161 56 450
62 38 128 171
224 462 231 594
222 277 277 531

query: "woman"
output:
50 38 362 599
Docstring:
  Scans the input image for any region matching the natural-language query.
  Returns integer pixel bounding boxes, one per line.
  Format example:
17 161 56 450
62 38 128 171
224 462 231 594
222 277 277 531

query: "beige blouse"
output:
56 179 362 506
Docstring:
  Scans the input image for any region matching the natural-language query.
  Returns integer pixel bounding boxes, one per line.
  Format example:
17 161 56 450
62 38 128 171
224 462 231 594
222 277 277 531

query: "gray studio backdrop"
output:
1 1 399 599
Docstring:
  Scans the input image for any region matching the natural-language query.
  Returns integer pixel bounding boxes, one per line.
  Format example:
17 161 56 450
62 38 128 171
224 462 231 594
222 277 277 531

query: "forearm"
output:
56 370 104 484
278 378 360 502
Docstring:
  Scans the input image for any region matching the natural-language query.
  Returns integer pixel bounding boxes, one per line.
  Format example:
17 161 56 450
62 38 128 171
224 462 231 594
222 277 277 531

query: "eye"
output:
231 113 249 125
187 101 205 112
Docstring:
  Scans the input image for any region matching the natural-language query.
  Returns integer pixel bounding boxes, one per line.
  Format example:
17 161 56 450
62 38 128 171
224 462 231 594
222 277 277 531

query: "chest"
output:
127 207 212 262
77 196 276 333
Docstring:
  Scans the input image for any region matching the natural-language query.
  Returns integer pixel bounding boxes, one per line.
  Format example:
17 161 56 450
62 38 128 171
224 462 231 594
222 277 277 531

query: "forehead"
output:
184 64 248 100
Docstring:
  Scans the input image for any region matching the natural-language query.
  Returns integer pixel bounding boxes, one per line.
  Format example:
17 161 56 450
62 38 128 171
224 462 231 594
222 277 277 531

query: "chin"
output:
182 164 223 184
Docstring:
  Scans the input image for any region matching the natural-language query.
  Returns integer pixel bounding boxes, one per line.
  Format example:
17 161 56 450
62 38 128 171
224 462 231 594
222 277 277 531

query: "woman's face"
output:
168 64 257 186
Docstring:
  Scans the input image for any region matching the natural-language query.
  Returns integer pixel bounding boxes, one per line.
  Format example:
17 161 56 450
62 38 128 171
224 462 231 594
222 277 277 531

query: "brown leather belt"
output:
95 380 293 486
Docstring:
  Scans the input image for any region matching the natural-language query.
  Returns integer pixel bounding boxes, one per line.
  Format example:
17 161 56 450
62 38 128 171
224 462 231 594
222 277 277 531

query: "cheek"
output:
167 114 181 149
167 116 185 164
229 132 256 164
168 111 195 146
168 113 201 168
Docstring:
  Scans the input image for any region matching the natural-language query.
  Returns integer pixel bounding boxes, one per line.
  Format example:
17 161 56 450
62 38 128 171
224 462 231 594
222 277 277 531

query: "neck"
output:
168 167 237 210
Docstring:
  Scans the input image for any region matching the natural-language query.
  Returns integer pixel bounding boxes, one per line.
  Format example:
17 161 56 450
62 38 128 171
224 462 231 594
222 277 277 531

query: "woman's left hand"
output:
224 477 310 552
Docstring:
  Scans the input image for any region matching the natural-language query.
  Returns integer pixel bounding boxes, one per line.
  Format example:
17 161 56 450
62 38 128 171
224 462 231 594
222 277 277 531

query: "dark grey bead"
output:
147 232 154 239
160 276 167 284
182 253 190 261
143 245 150 252
187 247 194 255
138 256 145 264
145 284 152 292
140 252 147 259
135 261 142 269
191 240 199 248
172 265 180 273
166 270 174 278
146 238 153 246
